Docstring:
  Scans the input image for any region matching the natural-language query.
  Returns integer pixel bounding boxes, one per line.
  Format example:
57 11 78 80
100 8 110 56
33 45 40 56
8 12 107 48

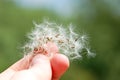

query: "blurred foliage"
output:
0 0 120 80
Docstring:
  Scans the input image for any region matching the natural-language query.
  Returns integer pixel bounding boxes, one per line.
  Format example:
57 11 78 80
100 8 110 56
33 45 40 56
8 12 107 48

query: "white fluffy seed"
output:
23 20 95 60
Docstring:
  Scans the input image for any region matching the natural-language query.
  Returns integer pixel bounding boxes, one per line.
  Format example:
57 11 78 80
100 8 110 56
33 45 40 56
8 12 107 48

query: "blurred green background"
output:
0 0 120 80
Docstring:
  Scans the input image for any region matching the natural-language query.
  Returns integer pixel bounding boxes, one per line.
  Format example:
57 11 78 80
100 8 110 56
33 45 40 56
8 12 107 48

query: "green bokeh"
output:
0 0 120 80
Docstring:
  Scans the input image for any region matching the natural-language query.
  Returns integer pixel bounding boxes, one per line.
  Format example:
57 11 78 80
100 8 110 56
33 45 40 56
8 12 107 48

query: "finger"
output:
10 55 32 71
45 42 59 55
0 55 32 80
28 54 52 80
11 54 52 80
51 54 69 80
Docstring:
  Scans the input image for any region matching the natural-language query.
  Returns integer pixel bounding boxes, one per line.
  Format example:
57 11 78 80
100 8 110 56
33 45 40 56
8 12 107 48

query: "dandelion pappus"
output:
75 37 79 41
71 46 75 48
58 40 64 44
46 37 52 41
45 37 53 43
67 39 69 42
33 46 48 55
55 34 60 38
24 21 93 60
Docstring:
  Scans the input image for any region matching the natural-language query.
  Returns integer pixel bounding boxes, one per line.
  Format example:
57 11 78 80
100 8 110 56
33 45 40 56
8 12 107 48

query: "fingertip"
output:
45 42 59 54
52 54 69 68
51 54 69 79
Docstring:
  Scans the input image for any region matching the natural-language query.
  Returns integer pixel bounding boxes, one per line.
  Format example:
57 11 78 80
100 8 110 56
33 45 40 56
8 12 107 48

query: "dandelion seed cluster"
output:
23 21 94 60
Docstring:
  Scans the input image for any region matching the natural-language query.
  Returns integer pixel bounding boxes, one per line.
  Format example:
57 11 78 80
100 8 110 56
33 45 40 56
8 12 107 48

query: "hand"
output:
0 43 69 80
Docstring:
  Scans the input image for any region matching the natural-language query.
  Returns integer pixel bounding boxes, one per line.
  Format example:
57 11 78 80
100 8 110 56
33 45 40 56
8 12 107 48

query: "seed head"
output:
23 21 95 60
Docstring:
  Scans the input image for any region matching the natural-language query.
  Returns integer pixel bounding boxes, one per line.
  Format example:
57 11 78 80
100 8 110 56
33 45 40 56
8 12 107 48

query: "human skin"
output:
0 43 69 80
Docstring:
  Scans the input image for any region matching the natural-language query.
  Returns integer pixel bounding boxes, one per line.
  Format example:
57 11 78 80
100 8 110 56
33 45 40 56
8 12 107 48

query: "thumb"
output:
10 55 52 80
29 54 52 80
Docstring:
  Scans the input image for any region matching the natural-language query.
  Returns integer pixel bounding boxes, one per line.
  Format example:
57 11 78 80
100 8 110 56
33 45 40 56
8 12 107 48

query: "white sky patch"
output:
14 0 80 17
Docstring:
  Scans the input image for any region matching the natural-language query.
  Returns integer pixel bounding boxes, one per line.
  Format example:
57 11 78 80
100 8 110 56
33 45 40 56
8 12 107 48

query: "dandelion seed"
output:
23 20 95 60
